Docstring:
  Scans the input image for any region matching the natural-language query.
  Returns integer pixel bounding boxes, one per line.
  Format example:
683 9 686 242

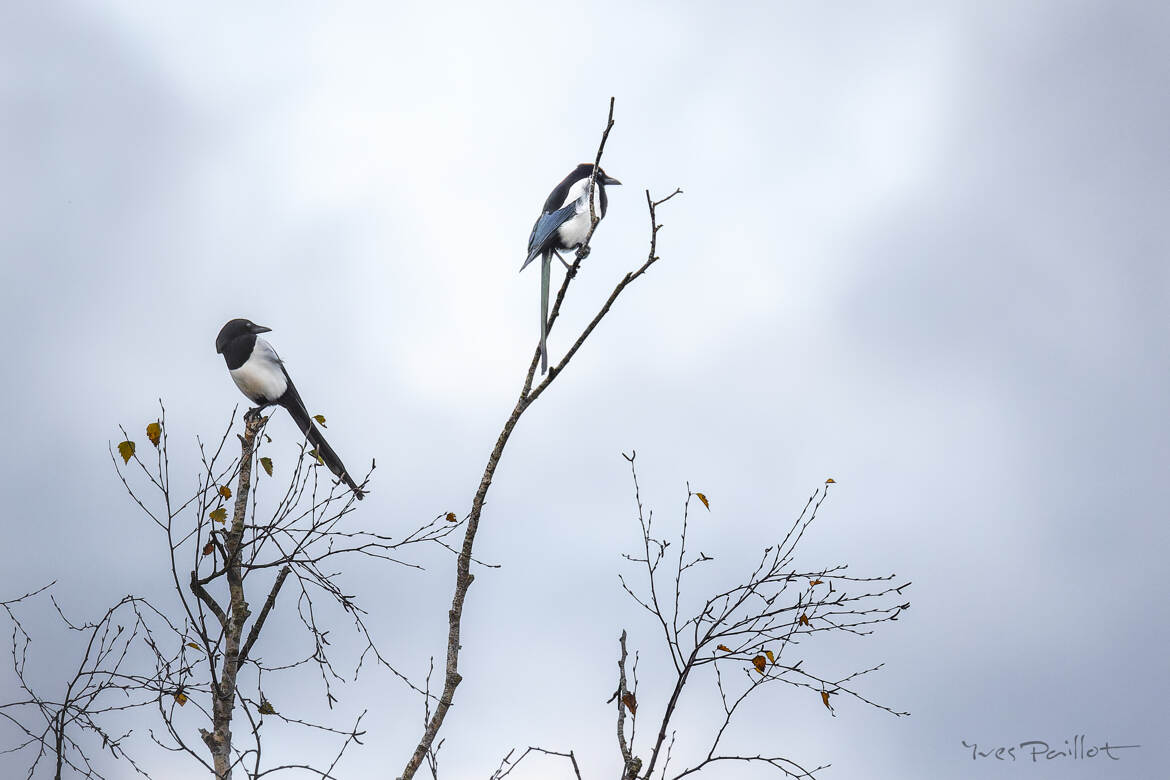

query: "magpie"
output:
215 318 365 499
521 163 621 374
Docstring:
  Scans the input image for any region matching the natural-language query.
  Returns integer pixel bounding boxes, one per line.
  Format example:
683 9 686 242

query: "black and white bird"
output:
215 318 365 499
521 163 621 374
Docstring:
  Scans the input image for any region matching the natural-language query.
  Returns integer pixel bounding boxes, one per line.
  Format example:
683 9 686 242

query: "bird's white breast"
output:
556 177 599 248
230 338 288 404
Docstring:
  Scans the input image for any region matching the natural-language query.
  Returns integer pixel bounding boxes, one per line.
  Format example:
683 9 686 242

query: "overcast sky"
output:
2 1 1167 778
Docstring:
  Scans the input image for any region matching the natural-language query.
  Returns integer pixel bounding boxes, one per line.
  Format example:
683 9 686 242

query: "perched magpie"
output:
521 163 621 374
215 318 365 499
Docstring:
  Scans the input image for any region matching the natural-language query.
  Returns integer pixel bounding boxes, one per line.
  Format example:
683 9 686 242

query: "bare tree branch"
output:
399 97 682 780
612 453 909 780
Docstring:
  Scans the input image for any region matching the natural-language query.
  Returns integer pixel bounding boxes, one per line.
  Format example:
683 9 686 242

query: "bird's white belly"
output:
557 209 592 248
230 356 287 404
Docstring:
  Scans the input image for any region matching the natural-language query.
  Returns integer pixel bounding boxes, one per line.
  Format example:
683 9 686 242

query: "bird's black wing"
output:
277 369 366 500
520 201 578 271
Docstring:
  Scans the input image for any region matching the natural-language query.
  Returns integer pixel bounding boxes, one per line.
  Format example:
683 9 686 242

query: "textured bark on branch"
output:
198 410 266 779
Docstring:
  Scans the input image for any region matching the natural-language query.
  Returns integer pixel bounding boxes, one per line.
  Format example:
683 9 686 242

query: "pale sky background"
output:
2 1 1167 779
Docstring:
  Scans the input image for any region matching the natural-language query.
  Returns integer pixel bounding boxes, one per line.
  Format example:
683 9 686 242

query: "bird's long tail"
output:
540 249 551 375
282 394 365 500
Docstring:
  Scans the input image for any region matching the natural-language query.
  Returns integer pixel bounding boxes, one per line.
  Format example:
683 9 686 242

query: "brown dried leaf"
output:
202 541 215 557
117 440 135 464
445 512 457 523
175 691 187 707
825 478 836 484
764 650 775 665
146 422 162 447
799 613 809 626
751 655 767 674
821 690 833 710
260 457 273 477
809 579 823 587
621 692 637 715
695 492 710 511
716 644 731 653
209 507 227 524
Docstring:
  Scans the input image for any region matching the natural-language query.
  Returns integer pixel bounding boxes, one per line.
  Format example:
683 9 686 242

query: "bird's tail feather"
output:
540 250 550 375
282 392 366 500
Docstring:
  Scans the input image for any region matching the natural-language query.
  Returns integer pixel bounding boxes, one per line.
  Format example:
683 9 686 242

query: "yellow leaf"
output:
312 414 327 428
799 613 809 626
751 655 767 674
445 512 457 523
695 492 710 511
146 422 162 447
716 644 731 653
218 485 232 499
175 691 187 706
117 440 135 464
260 457 273 477
186 642 201 651
821 690 833 710
765 650 775 665
209 507 227 524
825 478 835 484
309 449 324 466
202 541 215 556
258 700 276 715
621 692 637 715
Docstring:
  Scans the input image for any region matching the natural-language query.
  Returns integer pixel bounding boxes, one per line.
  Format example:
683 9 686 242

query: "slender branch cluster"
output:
0 587 164 779
114 406 458 779
611 453 910 779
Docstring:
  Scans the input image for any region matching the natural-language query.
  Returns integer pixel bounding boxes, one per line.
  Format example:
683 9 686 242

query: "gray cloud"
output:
1 1 1165 778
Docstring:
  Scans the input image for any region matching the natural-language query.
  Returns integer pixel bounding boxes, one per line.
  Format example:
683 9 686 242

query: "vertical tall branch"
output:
399 99 682 780
199 411 264 779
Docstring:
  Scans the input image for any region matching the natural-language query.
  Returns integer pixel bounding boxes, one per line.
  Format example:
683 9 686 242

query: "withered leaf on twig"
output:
621 693 637 715
751 655 767 674
117 440 135 464
695 492 710 511
209 507 227 524
259 457 273 477
146 422 162 447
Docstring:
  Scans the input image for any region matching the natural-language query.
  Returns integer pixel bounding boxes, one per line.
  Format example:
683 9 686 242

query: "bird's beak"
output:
252 324 272 334
603 175 622 186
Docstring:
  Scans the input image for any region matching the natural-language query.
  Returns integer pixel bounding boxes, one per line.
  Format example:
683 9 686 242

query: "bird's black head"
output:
572 163 621 187
216 318 272 354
